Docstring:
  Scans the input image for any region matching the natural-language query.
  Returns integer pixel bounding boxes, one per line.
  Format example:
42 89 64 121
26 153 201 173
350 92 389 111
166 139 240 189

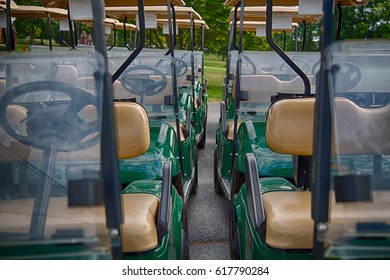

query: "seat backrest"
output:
232 75 281 104
114 102 150 159
333 97 390 155
266 98 315 156
54 65 78 83
266 97 390 157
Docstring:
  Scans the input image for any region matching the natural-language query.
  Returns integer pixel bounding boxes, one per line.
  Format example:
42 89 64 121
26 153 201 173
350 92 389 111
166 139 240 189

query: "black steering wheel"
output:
173 57 188 77
120 65 168 98
331 62 362 92
280 57 311 75
0 81 100 151
155 57 188 77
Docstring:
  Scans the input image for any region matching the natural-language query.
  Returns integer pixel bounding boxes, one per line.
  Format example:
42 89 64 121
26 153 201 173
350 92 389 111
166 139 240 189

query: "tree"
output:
184 0 231 59
338 0 390 40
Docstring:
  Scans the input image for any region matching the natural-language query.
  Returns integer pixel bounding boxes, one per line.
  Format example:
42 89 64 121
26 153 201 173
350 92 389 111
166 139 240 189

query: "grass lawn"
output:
204 54 226 101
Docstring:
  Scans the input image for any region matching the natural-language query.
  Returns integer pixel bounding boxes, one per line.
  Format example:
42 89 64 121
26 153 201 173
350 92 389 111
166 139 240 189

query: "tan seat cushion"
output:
227 121 241 140
166 122 186 141
263 191 390 250
0 193 160 253
266 98 315 156
232 75 280 103
121 193 159 252
115 102 150 159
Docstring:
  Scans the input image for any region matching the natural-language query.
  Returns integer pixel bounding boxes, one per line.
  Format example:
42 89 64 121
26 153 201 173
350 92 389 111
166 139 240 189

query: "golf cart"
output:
105 4 199 201
0 0 188 260
229 0 390 260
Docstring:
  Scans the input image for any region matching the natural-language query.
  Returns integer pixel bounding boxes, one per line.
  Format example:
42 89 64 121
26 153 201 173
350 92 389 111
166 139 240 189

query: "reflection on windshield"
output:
0 52 110 258
325 41 390 259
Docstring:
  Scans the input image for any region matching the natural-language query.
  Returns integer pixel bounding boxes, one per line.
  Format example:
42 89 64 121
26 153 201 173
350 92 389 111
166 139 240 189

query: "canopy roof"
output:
105 6 201 20
80 18 137 30
0 0 18 10
224 0 368 7
9 5 68 19
229 20 298 32
157 18 209 29
37 0 186 8
228 6 321 24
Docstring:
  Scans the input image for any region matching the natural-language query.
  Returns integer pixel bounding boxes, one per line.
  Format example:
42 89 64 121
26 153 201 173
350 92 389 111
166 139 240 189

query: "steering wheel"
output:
0 81 100 151
331 62 362 92
280 57 311 74
155 57 188 77
120 65 168 97
174 57 188 77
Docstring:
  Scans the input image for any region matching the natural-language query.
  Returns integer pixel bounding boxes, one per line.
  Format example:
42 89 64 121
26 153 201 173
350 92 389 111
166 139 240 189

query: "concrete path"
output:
188 102 230 260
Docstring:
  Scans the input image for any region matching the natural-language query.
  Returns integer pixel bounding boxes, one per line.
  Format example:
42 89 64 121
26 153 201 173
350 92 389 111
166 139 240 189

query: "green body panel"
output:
0 243 112 260
235 183 311 260
119 119 195 184
123 180 163 196
215 119 293 181
215 126 234 179
235 120 293 178
179 82 207 138
325 238 390 260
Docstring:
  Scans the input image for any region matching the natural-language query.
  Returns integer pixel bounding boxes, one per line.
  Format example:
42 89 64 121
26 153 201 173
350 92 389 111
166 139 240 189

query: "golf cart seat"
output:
278 75 314 95
0 101 160 253
262 191 390 249
233 75 314 105
232 75 280 104
0 193 159 253
263 97 390 250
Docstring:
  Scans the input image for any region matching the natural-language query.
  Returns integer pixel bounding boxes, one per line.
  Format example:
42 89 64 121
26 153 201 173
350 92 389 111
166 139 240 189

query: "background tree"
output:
6 0 390 53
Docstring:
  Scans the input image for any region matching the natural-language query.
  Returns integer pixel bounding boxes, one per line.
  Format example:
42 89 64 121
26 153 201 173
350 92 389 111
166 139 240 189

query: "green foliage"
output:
337 0 390 40
6 0 390 53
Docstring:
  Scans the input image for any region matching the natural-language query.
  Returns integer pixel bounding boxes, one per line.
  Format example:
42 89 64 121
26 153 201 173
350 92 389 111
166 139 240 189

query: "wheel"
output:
0 81 99 151
214 148 222 194
229 199 240 260
181 202 190 260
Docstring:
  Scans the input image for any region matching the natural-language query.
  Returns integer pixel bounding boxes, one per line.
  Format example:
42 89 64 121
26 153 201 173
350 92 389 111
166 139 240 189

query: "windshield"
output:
0 51 109 258
228 50 320 118
110 51 186 121
326 40 390 259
